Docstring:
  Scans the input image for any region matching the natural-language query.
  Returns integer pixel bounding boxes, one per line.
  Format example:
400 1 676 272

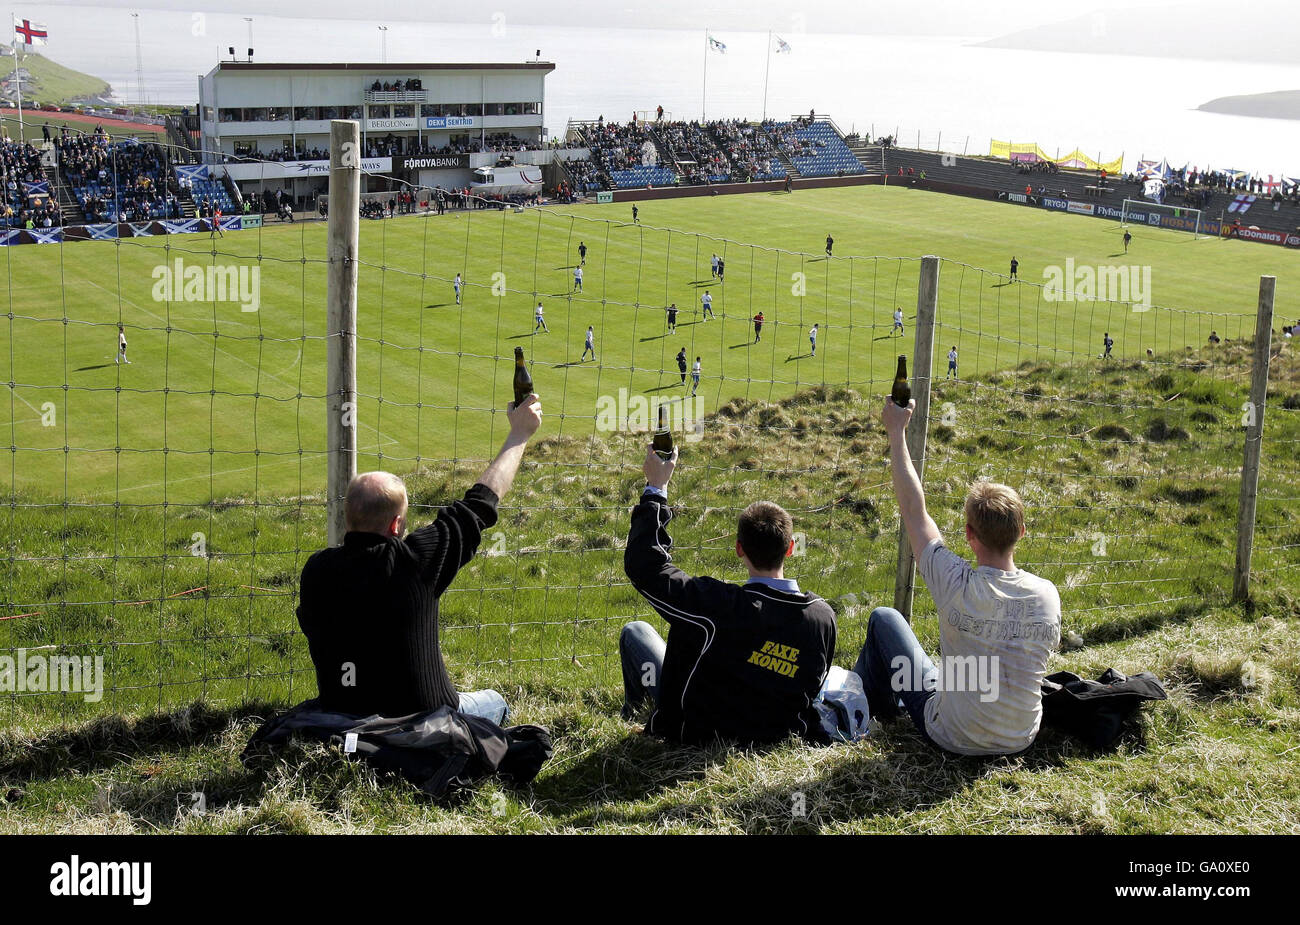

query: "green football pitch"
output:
2 184 1292 502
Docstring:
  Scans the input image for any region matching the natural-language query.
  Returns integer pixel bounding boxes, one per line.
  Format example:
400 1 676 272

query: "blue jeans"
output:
853 607 937 741
457 689 509 725
619 621 667 718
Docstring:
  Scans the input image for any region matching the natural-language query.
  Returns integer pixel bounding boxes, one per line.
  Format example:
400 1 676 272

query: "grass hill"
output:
1198 89 1300 121
2 343 1297 833
2 49 111 106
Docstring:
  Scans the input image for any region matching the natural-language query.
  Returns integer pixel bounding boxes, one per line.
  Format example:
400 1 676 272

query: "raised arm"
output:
476 394 542 500
882 398 942 558
624 445 711 621
405 395 542 592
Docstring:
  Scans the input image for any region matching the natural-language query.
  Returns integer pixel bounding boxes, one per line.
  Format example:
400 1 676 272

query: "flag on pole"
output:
707 34 726 54
13 17 48 46
774 35 792 54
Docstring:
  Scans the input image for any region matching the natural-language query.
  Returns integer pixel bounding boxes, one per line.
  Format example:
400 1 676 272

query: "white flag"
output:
707 34 726 54
13 17 48 46
774 35 792 54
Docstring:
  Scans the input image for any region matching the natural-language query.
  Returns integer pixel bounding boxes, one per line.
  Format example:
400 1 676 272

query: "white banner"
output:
222 158 392 180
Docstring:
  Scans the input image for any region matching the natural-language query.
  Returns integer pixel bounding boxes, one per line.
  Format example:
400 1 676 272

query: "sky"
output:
33 0 1228 40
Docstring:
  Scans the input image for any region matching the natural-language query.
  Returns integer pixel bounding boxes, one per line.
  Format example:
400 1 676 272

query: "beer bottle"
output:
652 403 674 460
891 355 911 408
513 346 533 406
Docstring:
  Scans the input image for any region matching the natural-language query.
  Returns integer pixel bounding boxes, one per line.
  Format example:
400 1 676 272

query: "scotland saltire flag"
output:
87 224 119 240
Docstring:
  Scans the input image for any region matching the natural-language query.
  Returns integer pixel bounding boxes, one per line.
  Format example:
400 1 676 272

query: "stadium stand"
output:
56 131 182 223
560 157 604 194
884 146 1300 233
709 119 788 182
654 120 733 185
188 175 236 217
1 137 61 228
583 120 678 189
763 118 866 178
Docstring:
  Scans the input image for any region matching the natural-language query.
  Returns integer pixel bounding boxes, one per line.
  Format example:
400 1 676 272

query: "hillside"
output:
2 343 1297 833
1198 89 1300 121
1 48 112 106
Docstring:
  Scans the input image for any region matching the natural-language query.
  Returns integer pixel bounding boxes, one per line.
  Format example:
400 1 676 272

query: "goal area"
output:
1120 198 1203 238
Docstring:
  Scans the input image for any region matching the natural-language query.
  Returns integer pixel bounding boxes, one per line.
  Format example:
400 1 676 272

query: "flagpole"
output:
762 32 772 122
12 12 24 139
701 28 707 122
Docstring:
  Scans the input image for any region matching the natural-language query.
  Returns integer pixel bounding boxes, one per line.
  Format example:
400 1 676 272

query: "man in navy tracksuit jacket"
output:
620 445 837 746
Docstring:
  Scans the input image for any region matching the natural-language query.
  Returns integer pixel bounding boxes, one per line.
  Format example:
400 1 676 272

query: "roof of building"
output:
208 61 555 75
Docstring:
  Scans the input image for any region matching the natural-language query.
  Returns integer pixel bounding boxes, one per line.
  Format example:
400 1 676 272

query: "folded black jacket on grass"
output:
242 699 553 798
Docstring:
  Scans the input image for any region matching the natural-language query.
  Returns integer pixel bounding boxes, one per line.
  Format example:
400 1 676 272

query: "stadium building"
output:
195 60 556 206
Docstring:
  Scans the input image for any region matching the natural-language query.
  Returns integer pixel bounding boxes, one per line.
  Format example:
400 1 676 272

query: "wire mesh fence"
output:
2 126 1295 721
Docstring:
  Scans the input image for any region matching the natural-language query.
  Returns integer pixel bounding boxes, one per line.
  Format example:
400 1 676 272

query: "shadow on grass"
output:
1082 596 1222 647
0 701 275 785
532 716 1107 831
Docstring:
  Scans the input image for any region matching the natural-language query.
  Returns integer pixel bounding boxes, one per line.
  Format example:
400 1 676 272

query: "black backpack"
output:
1040 668 1167 751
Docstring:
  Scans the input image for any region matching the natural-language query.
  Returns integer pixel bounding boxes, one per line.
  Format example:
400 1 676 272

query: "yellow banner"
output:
990 140 1122 175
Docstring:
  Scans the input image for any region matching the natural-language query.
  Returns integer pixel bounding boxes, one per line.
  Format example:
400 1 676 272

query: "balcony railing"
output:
364 90 427 103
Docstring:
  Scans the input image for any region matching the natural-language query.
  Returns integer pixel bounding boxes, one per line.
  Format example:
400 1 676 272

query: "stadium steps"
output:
644 126 677 171
570 123 616 190
882 148 1300 231
46 164 87 225
849 143 885 175
772 147 798 177
886 147 1123 200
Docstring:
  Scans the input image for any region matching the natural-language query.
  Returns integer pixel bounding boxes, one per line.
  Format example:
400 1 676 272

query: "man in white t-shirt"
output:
893 308 904 336
852 397 1061 756
534 301 549 333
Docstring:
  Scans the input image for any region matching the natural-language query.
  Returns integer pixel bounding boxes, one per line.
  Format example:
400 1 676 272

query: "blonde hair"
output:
345 471 408 534
964 480 1024 554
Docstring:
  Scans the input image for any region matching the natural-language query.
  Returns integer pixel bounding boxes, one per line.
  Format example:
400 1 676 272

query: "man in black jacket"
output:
620 445 836 745
297 395 542 724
